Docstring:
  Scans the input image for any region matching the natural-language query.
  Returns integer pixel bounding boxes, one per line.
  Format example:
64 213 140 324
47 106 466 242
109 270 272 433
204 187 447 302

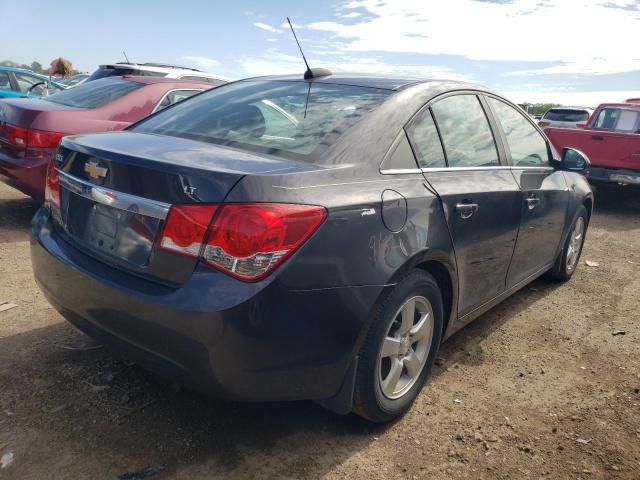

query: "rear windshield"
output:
44 78 143 108
131 80 390 160
86 66 167 82
543 109 590 122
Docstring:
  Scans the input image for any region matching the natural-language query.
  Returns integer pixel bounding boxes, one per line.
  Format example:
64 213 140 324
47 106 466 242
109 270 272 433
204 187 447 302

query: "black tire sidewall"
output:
355 271 444 422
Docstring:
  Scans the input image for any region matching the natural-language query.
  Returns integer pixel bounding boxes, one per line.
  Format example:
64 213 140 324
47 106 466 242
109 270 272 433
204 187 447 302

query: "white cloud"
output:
306 0 640 75
337 12 361 18
254 22 282 33
181 56 221 71
502 89 640 107
237 49 471 81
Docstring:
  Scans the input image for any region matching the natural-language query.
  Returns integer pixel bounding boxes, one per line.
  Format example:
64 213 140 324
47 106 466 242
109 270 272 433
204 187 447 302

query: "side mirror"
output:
561 147 591 173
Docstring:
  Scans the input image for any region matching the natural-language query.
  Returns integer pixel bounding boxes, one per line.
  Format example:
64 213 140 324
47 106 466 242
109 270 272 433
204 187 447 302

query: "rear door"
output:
407 93 521 317
485 96 568 287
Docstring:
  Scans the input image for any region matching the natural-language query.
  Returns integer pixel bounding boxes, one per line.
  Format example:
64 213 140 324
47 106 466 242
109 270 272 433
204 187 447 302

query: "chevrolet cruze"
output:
31 72 593 422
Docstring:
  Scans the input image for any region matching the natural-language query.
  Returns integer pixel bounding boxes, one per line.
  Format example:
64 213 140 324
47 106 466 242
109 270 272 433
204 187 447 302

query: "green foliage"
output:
518 102 562 115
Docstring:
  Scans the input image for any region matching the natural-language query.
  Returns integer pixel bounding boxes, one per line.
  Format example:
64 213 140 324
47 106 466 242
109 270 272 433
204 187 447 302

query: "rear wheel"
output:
353 270 443 423
547 206 588 281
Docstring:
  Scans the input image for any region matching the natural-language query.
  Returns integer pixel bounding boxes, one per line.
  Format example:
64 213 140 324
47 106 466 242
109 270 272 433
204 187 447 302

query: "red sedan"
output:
0 76 215 201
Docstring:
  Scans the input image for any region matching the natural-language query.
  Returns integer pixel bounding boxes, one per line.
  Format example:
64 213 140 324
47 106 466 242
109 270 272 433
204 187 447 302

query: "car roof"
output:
238 73 465 91
0 66 66 86
112 75 213 88
98 63 230 81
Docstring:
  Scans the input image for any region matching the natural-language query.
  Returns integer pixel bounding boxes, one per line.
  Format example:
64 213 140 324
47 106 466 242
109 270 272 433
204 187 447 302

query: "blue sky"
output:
2 0 639 105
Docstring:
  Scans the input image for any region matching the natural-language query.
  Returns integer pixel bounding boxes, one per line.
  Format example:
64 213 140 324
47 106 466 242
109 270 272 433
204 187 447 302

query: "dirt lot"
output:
0 182 638 480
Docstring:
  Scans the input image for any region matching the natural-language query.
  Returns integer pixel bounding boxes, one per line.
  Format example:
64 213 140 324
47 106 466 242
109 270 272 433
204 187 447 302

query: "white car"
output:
538 107 594 129
85 62 229 85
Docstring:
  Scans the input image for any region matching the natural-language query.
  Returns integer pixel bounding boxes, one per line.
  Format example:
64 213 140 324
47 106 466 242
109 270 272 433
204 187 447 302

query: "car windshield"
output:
543 109 590 122
44 78 143 108
131 80 391 160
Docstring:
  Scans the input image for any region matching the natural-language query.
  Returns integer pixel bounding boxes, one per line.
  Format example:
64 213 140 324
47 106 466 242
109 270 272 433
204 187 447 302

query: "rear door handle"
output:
455 203 479 219
591 135 604 141
526 196 540 210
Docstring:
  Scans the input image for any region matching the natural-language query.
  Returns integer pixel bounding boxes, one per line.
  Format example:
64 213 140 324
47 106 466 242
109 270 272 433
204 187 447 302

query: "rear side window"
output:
488 98 550 167
543 109 590 122
156 89 202 111
593 107 640 132
44 78 143 108
132 80 390 161
431 95 499 167
406 108 446 168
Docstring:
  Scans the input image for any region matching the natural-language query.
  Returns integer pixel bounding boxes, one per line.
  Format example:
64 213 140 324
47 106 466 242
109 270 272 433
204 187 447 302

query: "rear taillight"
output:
0 123 65 148
159 203 326 281
44 158 60 209
159 205 218 257
538 121 551 127
28 129 67 148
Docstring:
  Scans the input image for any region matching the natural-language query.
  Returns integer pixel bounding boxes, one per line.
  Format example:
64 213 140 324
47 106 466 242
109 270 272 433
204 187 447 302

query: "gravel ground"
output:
0 181 639 480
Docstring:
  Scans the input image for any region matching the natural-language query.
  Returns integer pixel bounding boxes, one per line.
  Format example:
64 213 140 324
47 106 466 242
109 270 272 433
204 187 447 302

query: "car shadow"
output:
0 276 563 478
0 196 40 244
590 184 640 231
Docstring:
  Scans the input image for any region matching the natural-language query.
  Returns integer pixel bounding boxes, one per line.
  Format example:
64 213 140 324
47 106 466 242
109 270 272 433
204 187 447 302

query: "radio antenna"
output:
123 51 131 63
286 17 331 80
287 17 310 75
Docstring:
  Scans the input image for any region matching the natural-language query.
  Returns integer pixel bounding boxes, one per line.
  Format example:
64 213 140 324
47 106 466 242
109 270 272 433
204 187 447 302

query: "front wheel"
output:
547 206 588 282
353 270 443 423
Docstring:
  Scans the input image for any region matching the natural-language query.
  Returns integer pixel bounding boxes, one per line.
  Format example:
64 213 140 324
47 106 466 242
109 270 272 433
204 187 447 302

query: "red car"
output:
544 99 640 186
0 76 215 200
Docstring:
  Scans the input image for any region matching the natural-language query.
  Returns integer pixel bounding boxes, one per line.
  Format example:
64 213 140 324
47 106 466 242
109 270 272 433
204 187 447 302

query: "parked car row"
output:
0 76 216 200
4 66 594 422
544 99 640 186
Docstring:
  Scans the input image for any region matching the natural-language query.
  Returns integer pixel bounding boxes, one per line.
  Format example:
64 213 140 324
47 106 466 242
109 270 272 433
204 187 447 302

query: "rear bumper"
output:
587 166 640 186
0 148 51 201
30 207 382 402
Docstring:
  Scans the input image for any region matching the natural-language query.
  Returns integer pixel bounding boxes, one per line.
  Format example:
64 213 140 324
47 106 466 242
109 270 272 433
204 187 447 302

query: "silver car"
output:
538 107 594 129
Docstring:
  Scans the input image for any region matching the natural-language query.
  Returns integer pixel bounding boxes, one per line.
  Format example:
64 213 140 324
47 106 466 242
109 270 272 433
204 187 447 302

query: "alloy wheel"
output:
378 296 434 400
566 217 585 273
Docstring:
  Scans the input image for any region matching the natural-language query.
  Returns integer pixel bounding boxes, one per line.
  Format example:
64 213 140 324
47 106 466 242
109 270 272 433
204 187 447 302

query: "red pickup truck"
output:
544 99 640 186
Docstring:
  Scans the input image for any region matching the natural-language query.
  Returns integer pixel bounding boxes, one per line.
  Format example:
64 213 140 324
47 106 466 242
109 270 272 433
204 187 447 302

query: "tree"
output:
30 62 44 74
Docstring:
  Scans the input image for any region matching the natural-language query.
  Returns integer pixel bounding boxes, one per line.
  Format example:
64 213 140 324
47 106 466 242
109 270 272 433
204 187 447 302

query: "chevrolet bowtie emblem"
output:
84 161 108 180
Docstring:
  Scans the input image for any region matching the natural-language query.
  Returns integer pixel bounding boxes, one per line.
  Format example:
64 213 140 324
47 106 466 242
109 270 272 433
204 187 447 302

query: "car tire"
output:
352 270 443 423
546 206 588 282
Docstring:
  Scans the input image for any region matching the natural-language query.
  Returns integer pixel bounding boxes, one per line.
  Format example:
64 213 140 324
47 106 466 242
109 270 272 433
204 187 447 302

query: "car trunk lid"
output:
52 131 315 284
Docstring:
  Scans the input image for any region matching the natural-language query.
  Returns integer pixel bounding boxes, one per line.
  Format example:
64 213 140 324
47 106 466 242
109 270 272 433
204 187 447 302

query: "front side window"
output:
406 108 446 168
430 95 499 167
132 80 390 161
44 78 143 108
488 97 550 167
0 72 11 90
14 73 45 93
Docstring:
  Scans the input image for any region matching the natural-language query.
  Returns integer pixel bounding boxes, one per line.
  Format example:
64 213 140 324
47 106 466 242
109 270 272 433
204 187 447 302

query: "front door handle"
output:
456 203 479 219
591 135 604 141
526 196 540 210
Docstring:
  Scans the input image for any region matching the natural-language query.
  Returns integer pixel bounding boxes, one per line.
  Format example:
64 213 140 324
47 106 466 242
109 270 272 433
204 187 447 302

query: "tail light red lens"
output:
44 158 60 209
538 121 551 127
159 205 218 258
158 203 326 281
0 123 65 149
28 129 67 148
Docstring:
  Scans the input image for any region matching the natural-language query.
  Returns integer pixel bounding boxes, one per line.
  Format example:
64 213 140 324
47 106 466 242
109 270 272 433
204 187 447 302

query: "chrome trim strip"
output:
380 166 555 175
58 171 170 220
379 168 423 175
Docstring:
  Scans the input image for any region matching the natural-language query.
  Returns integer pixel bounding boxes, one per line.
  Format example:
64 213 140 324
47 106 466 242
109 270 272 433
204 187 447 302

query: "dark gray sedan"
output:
31 72 593 422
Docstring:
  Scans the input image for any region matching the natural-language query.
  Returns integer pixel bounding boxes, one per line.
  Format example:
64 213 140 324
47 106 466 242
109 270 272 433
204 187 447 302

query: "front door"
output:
485 96 568 286
406 94 521 317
